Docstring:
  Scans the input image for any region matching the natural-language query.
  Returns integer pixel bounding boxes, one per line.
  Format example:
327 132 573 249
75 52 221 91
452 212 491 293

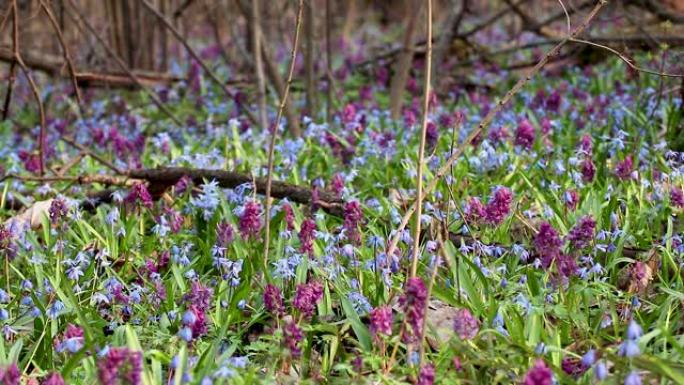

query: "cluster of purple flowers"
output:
55 323 84 353
523 359 553 385
614 156 634 180
561 356 588 377
484 186 513 225
671 187 684 208
577 134 595 182
534 222 562 268
0 224 15 259
417 363 435 385
125 182 153 208
343 200 363 244
49 198 69 224
369 305 393 337
298 218 317 256
43 372 66 385
263 284 284 316
283 320 304 358
282 202 295 232
0 363 20 385
293 281 324 317
453 308 479 340
239 200 263 239
514 119 536 149
97 347 143 385
567 215 596 249
399 277 427 343
216 222 235 247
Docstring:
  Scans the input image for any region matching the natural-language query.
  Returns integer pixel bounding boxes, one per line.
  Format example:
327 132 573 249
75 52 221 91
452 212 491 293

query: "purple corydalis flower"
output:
126 183 153 208
331 174 345 199
0 362 20 385
49 198 69 224
57 323 84 353
44 372 66 385
484 186 513 225
579 134 593 154
524 359 553 385
614 157 633 180
671 187 684 208
174 175 192 195
562 357 588 377
293 281 323 317
426 121 439 152
186 305 208 339
239 200 263 239
369 305 393 337
564 189 579 211
216 222 235 247
453 308 479 340
558 253 578 277
298 218 317 256
18 150 41 174
567 215 596 249
515 119 536 149
399 277 428 343
342 103 356 125
282 203 295 231
535 222 562 268
344 200 363 245
283 319 303 358
465 197 486 222
165 208 184 233
580 158 596 182
417 363 435 385
97 347 143 385
264 284 284 316
489 126 509 144
183 281 214 311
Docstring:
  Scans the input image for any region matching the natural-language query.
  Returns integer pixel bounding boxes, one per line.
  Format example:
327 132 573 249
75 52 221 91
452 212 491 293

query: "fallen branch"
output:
1 167 649 260
0 47 187 88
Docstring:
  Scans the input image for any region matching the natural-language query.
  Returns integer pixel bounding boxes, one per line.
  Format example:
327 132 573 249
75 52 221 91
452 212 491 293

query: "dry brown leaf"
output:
4 199 53 230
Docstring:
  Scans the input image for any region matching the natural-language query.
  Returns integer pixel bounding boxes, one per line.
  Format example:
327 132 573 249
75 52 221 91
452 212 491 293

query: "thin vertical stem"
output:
251 0 268 130
11 0 47 175
262 0 305 268
409 0 433 278
326 0 333 122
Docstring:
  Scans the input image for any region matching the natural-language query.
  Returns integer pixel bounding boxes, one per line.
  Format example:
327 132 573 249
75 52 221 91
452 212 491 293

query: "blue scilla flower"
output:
595 361 608 380
624 371 642 385
273 258 295 279
348 292 372 315
191 180 221 220
618 339 640 357
626 320 643 340
178 327 193 342
48 300 65 319
581 349 597 367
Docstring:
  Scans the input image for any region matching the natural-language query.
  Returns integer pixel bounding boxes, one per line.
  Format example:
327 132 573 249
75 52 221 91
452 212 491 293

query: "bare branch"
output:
65 0 183 126
263 0 305 269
